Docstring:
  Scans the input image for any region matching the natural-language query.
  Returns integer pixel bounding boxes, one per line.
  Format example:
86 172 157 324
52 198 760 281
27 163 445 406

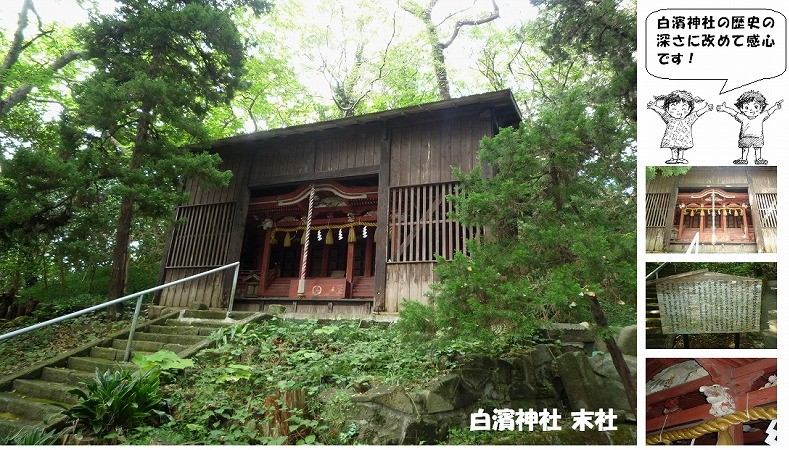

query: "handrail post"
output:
686 232 700 254
226 263 240 319
0 261 241 343
124 294 145 362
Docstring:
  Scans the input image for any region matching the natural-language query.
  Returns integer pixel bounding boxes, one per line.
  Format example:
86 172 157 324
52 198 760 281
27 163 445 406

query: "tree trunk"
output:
585 292 637 415
107 104 150 311
107 196 134 301
425 25 451 100
88 265 96 293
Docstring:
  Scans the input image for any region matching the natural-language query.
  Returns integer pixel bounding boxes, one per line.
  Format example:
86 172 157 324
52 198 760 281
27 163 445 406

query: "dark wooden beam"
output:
223 158 252 306
249 165 380 188
646 375 713 406
153 204 179 305
374 127 391 311
256 229 272 296
646 385 777 434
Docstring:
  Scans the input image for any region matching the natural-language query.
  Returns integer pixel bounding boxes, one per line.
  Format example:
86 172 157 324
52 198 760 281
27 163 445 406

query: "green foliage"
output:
126 319 454 444
133 350 194 380
530 0 636 120
422 88 635 345
0 427 62 445
645 166 693 180
64 369 165 442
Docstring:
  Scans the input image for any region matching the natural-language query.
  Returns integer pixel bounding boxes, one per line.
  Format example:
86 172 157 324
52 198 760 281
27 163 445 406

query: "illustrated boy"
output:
717 90 782 165
647 90 713 164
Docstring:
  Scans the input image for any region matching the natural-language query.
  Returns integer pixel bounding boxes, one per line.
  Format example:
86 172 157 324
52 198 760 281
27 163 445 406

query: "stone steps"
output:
0 309 263 439
40 367 96 385
66 356 136 374
89 346 152 361
12 379 79 406
0 416 41 438
110 339 188 354
130 332 205 345
147 325 216 336
0 392 64 425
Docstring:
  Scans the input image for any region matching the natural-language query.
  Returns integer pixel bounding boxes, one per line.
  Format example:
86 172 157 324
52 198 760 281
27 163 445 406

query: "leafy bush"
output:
133 350 194 381
64 369 165 441
124 319 448 445
0 428 61 445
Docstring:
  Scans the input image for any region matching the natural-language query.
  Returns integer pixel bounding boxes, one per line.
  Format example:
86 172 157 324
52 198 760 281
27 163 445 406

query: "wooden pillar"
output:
256 229 272 297
374 127 391 312
699 210 705 231
677 208 685 238
346 240 355 298
364 237 373 276
727 424 744 445
742 209 749 236
722 210 727 232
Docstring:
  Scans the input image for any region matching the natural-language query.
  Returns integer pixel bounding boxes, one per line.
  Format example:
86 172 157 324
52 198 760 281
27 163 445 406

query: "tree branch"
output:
1 0 34 90
0 50 85 116
439 0 499 49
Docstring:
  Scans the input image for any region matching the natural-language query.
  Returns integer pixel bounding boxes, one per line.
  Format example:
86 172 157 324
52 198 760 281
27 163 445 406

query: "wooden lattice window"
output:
755 193 777 228
388 182 481 262
646 193 672 227
167 202 235 268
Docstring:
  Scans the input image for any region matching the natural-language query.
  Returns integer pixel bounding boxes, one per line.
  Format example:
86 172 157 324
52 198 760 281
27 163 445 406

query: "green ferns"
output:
63 369 166 442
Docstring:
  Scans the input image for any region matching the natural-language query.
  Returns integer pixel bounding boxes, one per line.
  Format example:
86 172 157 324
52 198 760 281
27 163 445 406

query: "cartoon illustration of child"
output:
717 90 782 165
647 90 713 164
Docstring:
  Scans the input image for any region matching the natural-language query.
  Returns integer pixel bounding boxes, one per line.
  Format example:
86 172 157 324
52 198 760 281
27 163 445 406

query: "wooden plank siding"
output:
750 167 778 252
385 263 436 310
388 113 491 187
158 93 518 311
388 182 482 263
159 149 250 308
248 126 381 187
385 113 492 310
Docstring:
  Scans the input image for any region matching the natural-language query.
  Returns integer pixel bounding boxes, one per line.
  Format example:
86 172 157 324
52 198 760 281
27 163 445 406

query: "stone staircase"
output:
0 309 261 438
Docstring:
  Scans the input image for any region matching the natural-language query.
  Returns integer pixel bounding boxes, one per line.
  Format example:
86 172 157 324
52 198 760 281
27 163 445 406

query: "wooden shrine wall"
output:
645 174 676 253
645 167 777 253
159 108 501 310
385 113 492 309
388 113 491 187
247 126 381 186
385 263 436 311
159 149 250 308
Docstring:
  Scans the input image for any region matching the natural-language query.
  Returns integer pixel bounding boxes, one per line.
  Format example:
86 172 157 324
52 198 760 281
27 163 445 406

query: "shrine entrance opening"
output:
237 177 378 301
670 187 755 245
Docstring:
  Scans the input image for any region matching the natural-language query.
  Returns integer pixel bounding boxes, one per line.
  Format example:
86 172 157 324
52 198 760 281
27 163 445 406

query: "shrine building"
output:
156 90 522 313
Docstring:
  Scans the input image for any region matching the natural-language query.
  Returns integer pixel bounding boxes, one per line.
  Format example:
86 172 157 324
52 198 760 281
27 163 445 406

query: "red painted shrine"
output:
671 188 755 245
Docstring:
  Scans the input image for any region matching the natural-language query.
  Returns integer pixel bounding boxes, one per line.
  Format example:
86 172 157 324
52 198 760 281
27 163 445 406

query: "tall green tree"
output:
423 0 636 342
529 0 636 120
73 0 271 301
401 0 500 99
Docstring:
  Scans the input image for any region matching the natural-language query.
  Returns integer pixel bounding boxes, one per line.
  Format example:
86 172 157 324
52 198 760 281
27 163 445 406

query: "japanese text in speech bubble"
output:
645 9 787 93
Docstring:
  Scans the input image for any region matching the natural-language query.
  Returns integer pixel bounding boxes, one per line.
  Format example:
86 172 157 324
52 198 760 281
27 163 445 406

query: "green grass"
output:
124 318 462 445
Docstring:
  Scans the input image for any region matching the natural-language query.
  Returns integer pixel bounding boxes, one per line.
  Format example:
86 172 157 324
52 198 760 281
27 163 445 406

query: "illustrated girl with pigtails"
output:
647 90 713 164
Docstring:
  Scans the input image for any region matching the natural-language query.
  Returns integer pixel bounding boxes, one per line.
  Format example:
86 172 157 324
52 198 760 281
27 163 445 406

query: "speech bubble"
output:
645 9 786 93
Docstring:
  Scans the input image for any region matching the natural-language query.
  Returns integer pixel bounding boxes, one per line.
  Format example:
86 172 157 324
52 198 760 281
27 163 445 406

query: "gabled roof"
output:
213 89 522 148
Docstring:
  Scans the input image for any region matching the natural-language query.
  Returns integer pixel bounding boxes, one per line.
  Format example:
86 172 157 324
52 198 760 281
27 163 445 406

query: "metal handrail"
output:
686 232 700 254
646 262 668 281
0 262 240 362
